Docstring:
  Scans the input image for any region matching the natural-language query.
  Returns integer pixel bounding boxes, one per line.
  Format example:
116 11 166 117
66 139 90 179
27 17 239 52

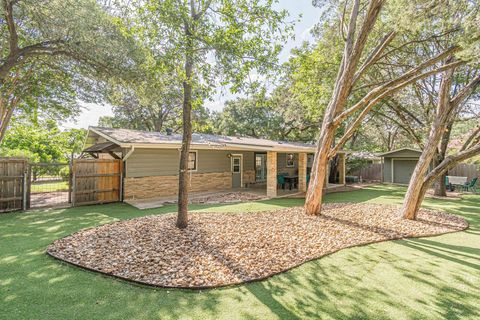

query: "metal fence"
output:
28 163 71 209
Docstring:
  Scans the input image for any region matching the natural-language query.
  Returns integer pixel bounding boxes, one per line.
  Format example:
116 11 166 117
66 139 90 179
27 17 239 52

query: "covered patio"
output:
259 151 346 198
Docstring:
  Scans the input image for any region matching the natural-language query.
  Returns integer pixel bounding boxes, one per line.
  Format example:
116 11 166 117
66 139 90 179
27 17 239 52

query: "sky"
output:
63 0 323 129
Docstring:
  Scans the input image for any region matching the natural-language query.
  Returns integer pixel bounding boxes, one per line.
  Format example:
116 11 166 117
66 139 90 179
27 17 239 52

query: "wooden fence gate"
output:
72 159 123 206
0 158 27 212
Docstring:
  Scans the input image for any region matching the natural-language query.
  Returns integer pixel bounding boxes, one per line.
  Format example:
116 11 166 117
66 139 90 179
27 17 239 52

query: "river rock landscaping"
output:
47 203 468 289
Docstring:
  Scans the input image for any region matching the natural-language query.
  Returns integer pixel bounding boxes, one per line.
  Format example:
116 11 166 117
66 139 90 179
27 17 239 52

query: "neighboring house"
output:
82 127 347 200
378 148 423 184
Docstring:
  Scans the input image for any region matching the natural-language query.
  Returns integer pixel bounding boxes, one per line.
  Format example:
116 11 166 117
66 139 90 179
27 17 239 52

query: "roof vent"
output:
166 128 173 136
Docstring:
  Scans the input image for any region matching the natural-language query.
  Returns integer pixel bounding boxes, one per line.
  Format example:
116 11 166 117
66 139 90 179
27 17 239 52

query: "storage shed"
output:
378 148 422 184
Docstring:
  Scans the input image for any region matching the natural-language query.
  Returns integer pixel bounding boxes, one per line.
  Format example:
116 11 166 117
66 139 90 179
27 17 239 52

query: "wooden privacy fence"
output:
350 163 382 182
448 163 479 181
72 159 122 206
0 158 27 212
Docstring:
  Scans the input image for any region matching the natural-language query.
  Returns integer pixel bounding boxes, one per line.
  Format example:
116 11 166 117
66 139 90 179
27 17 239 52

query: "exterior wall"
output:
126 148 254 177
383 158 393 182
124 148 255 199
124 172 232 200
277 152 298 176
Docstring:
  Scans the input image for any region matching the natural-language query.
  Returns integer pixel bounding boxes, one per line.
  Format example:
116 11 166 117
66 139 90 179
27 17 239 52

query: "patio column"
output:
339 153 346 185
298 152 307 192
267 151 277 197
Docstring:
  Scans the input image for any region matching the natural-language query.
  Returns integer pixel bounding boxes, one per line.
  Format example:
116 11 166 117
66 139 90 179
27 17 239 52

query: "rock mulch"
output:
47 203 468 289
189 192 265 204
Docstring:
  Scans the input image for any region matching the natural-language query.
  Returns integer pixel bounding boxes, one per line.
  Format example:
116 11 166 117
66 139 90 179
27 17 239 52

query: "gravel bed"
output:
47 203 468 289
190 192 265 204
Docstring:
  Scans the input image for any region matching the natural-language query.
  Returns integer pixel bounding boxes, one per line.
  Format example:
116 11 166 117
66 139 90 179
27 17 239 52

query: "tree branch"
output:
3 0 19 54
352 31 396 84
333 47 462 125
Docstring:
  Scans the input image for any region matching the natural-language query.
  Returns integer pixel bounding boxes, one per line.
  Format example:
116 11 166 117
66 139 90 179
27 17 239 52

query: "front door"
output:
232 155 242 188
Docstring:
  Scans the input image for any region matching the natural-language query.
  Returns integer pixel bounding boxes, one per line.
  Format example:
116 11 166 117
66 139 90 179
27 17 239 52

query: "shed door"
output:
393 160 417 184
231 156 242 188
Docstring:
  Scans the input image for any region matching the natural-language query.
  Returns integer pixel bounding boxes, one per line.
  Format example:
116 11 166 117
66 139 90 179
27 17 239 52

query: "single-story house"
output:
82 127 347 200
378 148 423 184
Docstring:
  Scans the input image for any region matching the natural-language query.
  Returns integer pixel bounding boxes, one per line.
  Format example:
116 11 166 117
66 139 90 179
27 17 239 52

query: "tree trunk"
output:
401 137 439 220
176 29 194 229
305 0 387 215
329 155 339 183
434 121 453 197
434 172 447 196
402 64 454 220
305 123 336 215
0 98 15 144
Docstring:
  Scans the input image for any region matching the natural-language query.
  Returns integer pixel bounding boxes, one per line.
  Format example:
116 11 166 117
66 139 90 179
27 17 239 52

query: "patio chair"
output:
463 177 478 193
277 175 286 190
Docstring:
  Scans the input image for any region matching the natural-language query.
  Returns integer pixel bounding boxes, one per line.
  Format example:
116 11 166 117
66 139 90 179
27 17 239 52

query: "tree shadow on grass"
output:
1 186 479 319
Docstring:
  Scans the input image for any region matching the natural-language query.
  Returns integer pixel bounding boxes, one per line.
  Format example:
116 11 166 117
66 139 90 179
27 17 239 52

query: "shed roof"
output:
377 148 422 158
86 126 335 153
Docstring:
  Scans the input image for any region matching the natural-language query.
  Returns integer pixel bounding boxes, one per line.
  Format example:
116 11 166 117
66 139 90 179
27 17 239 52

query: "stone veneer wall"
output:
124 172 232 200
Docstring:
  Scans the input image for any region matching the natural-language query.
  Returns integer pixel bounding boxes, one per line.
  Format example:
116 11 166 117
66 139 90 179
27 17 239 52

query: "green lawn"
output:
1 185 479 319
30 180 69 193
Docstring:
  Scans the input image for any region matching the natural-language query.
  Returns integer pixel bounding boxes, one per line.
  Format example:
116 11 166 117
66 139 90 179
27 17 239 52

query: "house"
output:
82 127 347 200
378 148 423 184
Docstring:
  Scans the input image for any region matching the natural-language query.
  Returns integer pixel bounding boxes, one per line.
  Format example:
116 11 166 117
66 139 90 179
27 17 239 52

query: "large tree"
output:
124 0 292 228
304 0 475 215
401 63 480 219
213 82 318 142
0 0 139 142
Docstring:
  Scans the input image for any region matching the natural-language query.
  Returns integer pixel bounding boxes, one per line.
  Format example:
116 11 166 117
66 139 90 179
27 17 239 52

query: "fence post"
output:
71 161 76 207
22 168 27 211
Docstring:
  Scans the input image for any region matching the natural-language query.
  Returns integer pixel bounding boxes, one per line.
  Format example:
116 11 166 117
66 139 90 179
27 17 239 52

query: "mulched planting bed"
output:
47 203 468 289
189 192 265 204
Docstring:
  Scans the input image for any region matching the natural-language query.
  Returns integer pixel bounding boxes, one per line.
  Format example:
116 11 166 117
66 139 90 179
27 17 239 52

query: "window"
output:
286 153 295 167
232 157 241 173
188 151 197 171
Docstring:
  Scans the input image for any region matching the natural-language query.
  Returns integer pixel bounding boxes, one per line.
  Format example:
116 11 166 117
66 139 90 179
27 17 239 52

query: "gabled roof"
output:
86 126 336 153
377 148 422 157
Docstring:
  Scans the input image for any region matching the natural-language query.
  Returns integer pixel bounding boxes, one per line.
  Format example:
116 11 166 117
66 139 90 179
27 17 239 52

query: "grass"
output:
30 180 69 193
0 184 479 319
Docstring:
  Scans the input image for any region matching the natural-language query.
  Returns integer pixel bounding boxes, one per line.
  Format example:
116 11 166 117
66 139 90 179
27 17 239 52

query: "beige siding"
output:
125 148 255 178
383 158 392 182
126 148 179 177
